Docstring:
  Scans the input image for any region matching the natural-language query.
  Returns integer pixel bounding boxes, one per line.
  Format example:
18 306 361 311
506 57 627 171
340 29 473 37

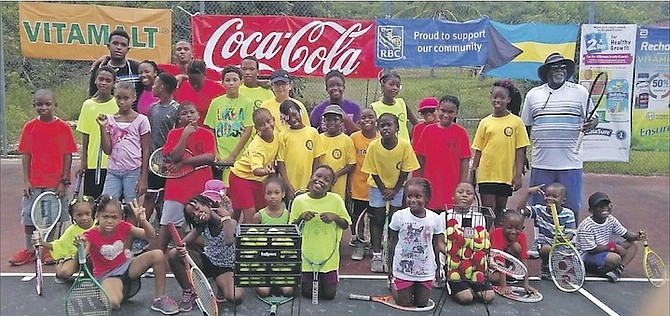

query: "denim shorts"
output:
102 168 141 202
160 200 186 226
369 187 404 208
21 188 71 226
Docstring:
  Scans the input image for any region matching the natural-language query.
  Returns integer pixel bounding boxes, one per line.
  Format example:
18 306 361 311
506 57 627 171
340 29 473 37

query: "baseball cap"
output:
200 179 226 203
322 104 344 117
270 69 291 83
588 192 611 208
418 97 439 112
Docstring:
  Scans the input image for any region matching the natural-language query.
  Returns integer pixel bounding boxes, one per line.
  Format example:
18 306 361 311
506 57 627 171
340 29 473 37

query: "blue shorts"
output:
369 187 404 208
21 188 71 226
582 241 622 269
160 200 185 226
102 168 141 202
529 168 583 214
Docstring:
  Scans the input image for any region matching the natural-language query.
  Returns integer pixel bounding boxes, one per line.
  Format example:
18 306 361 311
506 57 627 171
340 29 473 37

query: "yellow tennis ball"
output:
464 238 473 249
152 163 160 172
268 228 279 234
482 238 490 250
448 256 461 270
247 228 259 234
448 270 461 281
473 238 485 250
471 270 485 283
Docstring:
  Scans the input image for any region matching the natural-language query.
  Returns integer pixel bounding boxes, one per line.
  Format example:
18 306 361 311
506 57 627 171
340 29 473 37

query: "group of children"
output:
13 62 647 313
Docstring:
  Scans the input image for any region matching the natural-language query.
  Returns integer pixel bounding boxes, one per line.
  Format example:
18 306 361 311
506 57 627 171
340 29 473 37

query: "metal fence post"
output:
1 11 7 156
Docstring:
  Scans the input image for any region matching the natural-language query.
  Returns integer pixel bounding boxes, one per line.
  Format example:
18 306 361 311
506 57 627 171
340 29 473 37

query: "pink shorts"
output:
392 276 432 291
228 172 266 210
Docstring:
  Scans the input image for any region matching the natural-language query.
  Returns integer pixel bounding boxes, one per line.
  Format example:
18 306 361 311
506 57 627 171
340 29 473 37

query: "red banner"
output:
192 15 380 78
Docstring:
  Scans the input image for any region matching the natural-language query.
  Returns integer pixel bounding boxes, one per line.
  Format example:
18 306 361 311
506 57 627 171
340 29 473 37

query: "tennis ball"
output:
472 251 486 270
152 163 160 172
452 234 465 247
464 238 474 249
458 245 473 260
268 228 279 234
473 238 485 250
448 243 460 257
482 238 490 250
446 226 456 238
448 270 461 281
471 270 485 283
247 228 259 234
447 218 459 228
448 256 461 270
460 260 473 279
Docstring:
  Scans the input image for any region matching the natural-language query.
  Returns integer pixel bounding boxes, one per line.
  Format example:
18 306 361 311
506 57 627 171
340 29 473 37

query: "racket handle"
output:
312 282 318 305
270 305 277 315
32 231 40 247
77 242 86 265
573 131 585 154
348 294 370 301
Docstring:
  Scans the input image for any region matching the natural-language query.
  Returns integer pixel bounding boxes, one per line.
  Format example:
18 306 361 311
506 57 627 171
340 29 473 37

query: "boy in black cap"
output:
259 69 310 133
576 192 645 282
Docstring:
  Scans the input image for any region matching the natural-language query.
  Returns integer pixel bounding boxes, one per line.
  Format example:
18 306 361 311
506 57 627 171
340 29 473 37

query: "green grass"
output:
3 68 668 176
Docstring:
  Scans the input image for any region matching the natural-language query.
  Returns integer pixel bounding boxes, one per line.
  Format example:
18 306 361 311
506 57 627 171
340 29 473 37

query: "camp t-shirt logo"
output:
305 140 314 150
504 127 513 137
332 149 342 159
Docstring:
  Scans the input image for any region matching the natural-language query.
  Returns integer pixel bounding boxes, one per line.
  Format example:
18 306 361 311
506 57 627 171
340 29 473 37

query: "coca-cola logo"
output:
196 16 378 78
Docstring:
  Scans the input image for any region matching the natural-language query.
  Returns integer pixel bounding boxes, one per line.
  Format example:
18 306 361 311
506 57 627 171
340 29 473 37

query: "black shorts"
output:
83 168 107 199
448 280 492 295
351 199 368 219
200 253 233 278
478 183 513 197
121 269 142 300
147 171 166 191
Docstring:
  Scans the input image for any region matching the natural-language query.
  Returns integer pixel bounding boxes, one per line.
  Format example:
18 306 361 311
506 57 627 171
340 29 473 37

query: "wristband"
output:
607 241 617 252
220 215 232 224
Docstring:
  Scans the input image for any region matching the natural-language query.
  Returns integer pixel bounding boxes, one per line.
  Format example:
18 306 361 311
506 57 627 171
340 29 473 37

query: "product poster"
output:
632 26 670 151
579 24 637 162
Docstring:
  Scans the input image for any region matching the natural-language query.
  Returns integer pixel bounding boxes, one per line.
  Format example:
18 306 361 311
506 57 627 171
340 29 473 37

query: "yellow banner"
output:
19 2 172 63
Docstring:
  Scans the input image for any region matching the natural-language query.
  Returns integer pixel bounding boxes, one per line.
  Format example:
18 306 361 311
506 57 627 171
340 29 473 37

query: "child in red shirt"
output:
83 196 178 314
10 89 78 266
488 210 537 296
154 102 216 252
173 60 225 127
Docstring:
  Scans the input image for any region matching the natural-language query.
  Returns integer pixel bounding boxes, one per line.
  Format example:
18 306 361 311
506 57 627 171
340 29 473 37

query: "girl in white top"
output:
388 178 444 308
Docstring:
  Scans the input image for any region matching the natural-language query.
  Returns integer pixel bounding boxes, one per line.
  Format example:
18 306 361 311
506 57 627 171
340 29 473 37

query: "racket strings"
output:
66 281 110 315
645 252 667 285
191 269 217 315
550 246 584 290
33 196 60 230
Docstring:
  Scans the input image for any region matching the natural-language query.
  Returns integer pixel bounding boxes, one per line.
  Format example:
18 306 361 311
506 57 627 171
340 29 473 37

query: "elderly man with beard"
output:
521 52 598 218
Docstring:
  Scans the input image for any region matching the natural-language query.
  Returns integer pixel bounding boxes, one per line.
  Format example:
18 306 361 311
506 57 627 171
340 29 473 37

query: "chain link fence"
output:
2 1 667 176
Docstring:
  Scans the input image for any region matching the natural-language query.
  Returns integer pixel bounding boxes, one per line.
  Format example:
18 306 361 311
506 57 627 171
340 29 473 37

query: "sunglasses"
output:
550 64 568 70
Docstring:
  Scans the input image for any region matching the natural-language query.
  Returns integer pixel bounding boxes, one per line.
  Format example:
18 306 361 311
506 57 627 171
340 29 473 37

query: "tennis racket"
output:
641 233 667 287
381 200 390 273
31 191 63 295
348 293 436 312
167 222 217 316
95 146 102 185
300 219 339 305
573 71 608 154
488 248 528 280
149 147 233 179
65 243 111 315
492 285 543 303
353 208 371 244
548 203 585 292
257 295 293 316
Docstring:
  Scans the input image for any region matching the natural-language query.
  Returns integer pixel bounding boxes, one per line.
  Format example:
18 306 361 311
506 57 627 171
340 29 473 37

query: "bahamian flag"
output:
482 21 579 81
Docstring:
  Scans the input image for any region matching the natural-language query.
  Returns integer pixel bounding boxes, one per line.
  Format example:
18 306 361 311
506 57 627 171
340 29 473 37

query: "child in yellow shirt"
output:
319 105 356 199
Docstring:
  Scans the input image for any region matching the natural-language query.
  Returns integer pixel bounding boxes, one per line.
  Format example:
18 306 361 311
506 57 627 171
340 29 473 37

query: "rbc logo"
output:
377 25 404 61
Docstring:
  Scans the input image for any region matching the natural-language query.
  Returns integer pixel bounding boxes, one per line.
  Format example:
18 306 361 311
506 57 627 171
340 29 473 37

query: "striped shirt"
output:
521 82 593 170
526 204 576 245
576 216 627 254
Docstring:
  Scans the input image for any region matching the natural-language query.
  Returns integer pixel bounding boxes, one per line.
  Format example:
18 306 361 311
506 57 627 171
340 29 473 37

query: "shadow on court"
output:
1 276 665 315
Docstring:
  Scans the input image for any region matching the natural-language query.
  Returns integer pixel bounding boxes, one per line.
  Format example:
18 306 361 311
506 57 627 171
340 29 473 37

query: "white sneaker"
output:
371 253 384 273
527 239 539 259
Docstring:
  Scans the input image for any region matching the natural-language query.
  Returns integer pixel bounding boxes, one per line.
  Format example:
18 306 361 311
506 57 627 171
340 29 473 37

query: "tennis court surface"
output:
0 274 666 315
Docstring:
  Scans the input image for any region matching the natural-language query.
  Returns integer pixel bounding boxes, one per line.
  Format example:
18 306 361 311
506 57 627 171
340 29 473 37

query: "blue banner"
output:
375 17 490 68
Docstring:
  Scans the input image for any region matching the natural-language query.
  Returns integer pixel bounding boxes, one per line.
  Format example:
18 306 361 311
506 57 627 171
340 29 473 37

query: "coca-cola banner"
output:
192 15 380 78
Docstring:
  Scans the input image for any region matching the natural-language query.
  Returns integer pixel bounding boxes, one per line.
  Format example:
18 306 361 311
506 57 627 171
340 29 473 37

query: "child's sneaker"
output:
215 287 227 303
132 238 149 255
605 265 624 283
178 290 194 312
351 242 365 261
9 249 35 266
349 236 357 247
527 239 539 259
371 253 384 273
540 264 551 280
54 276 71 284
151 296 179 315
